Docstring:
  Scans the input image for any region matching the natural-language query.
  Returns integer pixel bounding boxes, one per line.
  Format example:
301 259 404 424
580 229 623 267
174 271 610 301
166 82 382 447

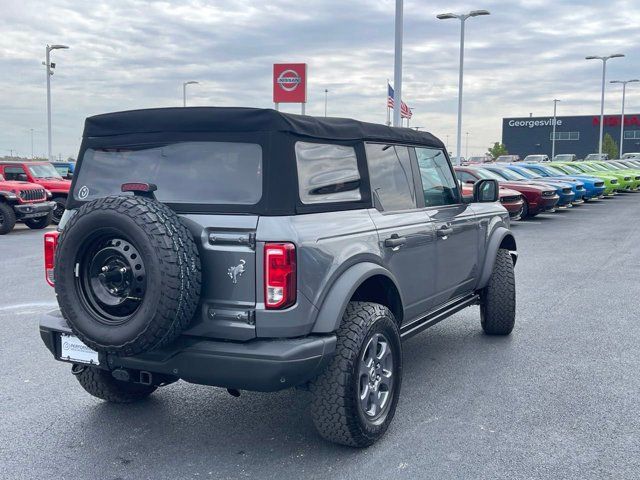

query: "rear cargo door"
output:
180 214 258 341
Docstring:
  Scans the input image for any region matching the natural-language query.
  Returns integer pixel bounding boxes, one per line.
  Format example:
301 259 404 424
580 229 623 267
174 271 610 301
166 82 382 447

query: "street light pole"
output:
182 81 199 107
324 89 329 117
551 99 561 159
44 44 69 161
437 10 490 165
586 54 625 155
610 79 639 157
30 129 34 159
392 0 403 127
465 132 469 159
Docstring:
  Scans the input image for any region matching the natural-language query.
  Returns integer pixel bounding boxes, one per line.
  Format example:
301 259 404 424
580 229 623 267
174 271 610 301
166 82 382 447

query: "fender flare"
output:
312 262 402 334
0 191 17 202
476 227 517 291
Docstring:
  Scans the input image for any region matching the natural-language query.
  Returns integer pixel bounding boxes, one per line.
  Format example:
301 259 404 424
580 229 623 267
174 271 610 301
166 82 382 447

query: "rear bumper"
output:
39 310 336 392
14 201 55 219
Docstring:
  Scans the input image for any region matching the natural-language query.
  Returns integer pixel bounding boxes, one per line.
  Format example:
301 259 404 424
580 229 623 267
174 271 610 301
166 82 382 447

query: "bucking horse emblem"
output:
227 259 246 284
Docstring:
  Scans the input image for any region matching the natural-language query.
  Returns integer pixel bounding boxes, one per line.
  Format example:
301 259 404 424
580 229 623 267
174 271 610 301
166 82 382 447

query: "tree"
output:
487 142 508 160
602 133 619 159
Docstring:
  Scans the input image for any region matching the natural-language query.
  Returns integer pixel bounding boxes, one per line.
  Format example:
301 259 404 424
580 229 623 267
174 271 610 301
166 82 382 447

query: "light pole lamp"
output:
182 81 199 107
437 10 490 165
551 99 561 159
610 79 639 157
585 53 625 155
44 44 69 161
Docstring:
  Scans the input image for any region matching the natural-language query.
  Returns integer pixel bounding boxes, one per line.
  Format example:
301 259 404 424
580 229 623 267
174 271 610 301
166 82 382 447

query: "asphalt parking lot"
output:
1 196 639 480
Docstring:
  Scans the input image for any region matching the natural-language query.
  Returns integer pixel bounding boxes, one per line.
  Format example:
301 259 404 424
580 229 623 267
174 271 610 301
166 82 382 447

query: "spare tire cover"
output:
55 195 201 356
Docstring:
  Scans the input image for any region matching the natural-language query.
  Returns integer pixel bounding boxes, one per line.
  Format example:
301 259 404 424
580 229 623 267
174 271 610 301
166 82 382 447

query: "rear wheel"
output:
310 301 402 447
0 203 16 235
24 212 52 229
480 248 516 335
74 366 156 403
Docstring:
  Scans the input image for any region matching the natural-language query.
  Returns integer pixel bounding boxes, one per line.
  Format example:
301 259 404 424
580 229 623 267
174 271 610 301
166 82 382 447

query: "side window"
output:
456 170 477 184
4 166 26 181
365 143 416 211
415 148 460 207
295 142 361 204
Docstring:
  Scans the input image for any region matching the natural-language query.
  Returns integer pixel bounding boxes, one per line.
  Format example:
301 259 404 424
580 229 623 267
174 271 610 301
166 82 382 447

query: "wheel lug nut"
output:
101 266 109 272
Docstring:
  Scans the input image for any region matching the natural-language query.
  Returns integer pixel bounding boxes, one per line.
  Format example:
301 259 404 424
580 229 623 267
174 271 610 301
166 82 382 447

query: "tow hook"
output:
227 388 241 397
71 364 86 376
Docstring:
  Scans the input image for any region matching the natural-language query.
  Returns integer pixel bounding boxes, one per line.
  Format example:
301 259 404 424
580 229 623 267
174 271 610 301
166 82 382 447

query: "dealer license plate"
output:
59 334 99 365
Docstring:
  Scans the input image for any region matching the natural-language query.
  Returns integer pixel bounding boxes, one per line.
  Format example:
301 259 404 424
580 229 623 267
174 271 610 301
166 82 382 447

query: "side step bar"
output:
400 293 480 340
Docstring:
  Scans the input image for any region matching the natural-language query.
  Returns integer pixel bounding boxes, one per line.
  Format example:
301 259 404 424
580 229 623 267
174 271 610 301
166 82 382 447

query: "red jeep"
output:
0 173 56 234
0 161 71 224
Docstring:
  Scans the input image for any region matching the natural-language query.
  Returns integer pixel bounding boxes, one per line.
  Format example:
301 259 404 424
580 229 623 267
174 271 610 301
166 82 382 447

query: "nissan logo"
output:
277 69 301 92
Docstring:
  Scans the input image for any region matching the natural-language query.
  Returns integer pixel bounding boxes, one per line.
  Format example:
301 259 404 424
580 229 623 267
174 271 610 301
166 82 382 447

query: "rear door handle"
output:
437 225 454 237
384 234 407 248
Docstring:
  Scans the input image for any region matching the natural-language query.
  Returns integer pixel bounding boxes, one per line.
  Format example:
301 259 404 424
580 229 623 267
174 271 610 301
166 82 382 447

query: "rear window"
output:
74 142 262 205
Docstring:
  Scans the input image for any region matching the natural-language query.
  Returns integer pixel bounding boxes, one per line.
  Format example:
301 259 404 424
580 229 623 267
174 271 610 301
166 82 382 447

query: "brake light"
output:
264 243 296 309
44 231 59 287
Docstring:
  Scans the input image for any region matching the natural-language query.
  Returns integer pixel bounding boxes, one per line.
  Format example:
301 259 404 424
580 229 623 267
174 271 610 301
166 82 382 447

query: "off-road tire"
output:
75 366 157 403
55 195 201 356
310 301 402 447
24 212 52 229
480 248 516 335
51 196 66 224
0 202 16 235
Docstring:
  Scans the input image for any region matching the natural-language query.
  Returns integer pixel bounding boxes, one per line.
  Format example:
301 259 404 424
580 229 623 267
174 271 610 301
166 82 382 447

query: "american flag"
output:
387 84 412 119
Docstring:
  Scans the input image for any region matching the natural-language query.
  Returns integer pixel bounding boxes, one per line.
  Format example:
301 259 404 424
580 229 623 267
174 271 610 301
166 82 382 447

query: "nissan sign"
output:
273 63 307 103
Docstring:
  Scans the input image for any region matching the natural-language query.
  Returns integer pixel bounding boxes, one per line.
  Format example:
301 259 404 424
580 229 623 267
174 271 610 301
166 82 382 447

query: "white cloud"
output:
0 0 639 158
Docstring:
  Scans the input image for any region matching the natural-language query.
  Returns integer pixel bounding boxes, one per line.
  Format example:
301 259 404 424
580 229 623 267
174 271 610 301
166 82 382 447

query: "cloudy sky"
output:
1 0 639 159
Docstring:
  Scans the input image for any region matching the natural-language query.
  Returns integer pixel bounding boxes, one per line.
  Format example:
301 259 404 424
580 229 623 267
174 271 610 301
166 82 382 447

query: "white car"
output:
523 154 550 163
621 152 640 160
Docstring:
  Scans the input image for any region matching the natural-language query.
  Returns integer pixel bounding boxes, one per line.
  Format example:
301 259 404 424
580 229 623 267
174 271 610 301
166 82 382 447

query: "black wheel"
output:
74 366 156 403
55 195 201 356
24 212 52 229
51 196 67 224
520 200 530 219
0 202 16 235
310 301 402 447
480 248 516 335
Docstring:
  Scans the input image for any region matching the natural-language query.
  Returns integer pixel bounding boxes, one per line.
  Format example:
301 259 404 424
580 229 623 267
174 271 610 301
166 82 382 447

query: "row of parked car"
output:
0 160 74 234
467 152 640 164
455 158 640 220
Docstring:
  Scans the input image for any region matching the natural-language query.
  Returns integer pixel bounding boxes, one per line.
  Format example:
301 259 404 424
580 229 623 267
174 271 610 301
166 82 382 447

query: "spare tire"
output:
55 195 201 356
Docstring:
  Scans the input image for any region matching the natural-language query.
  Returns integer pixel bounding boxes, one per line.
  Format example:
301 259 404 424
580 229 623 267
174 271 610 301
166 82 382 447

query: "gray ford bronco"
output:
39 107 517 447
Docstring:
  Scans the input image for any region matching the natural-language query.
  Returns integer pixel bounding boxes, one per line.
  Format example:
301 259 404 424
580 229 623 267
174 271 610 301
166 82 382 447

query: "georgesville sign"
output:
273 63 307 104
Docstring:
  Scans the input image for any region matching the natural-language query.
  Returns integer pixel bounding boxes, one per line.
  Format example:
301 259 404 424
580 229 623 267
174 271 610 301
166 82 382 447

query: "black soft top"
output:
83 107 444 148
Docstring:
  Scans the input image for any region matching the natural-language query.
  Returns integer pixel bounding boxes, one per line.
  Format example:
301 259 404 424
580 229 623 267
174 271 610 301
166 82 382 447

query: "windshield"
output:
524 155 545 162
471 168 505 181
560 165 581 174
75 142 263 205
487 167 526 181
28 163 63 179
554 155 573 161
609 161 629 169
545 165 567 175
509 167 538 179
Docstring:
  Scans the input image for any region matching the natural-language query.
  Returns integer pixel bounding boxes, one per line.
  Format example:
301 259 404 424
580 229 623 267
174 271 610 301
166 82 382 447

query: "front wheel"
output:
24 213 52 229
310 301 402 447
0 203 16 235
74 366 157 403
480 248 516 335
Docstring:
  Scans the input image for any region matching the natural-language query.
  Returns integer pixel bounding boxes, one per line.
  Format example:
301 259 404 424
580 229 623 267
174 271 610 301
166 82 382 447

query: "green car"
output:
589 161 640 190
554 162 619 196
574 162 634 192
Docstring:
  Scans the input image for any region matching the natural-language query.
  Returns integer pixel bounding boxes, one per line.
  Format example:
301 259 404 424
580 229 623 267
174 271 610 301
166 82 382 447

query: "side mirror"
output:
17 173 28 182
473 179 499 203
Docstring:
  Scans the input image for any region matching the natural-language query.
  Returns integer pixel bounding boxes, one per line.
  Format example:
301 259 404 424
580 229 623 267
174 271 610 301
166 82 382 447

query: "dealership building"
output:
502 114 640 159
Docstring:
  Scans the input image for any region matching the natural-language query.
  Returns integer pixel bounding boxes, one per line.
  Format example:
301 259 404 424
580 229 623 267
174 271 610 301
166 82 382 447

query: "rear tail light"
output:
264 243 296 309
44 231 59 287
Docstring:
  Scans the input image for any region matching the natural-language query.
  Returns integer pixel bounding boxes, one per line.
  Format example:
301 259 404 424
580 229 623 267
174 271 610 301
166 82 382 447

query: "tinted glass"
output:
295 142 361 204
416 147 460 207
3 166 25 180
75 142 262 204
366 144 416 211
455 170 477 183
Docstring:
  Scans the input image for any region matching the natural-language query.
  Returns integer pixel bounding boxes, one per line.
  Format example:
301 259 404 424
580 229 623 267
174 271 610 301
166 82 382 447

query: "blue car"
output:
482 164 577 208
516 163 605 201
